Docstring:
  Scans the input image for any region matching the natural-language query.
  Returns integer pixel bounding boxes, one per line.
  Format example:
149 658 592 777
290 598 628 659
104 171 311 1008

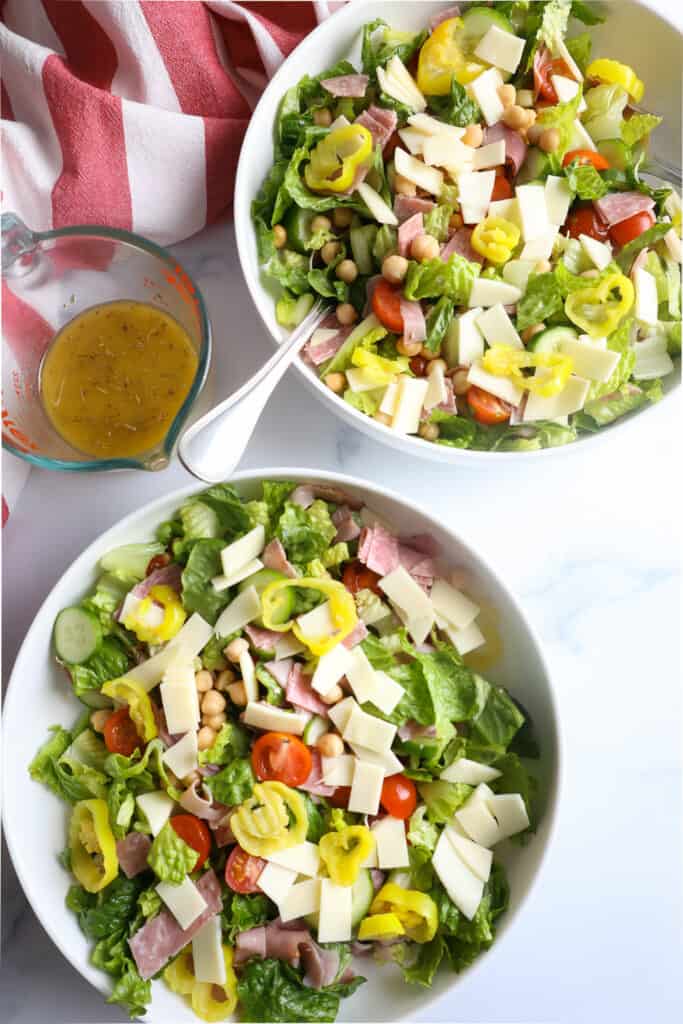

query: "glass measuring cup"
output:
2 213 211 472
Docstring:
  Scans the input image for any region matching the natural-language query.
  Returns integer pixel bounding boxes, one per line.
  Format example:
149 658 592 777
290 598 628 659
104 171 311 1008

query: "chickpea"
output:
418 422 439 442
498 84 516 108
313 108 332 127
225 637 249 663
311 214 332 233
90 709 111 733
325 372 347 394
450 367 471 395
204 712 227 731
462 123 484 148
226 681 248 706
410 233 440 263
321 684 344 705
397 336 422 357
394 173 417 196
272 225 287 249
336 302 358 326
316 732 344 758
333 207 353 229
195 670 214 693
502 104 527 131
526 123 543 146
374 411 392 426
215 668 236 692
336 258 358 284
201 689 227 716
535 259 552 274
523 108 537 128
197 725 216 751
521 323 545 344
321 241 342 265
382 253 409 285
427 357 448 375
449 212 464 232
539 127 560 153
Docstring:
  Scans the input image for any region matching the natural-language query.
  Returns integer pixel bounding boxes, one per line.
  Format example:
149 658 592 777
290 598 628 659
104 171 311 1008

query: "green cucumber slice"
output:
238 568 294 626
305 869 375 933
54 607 102 664
350 224 378 276
303 715 328 746
527 325 579 353
458 6 515 54
596 138 631 171
283 207 316 254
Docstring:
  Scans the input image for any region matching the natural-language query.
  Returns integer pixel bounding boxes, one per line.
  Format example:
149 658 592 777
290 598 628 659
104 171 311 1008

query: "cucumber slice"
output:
78 690 114 711
458 6 515 54
527 325 579 353
516 147 551 185
305 869 375 933
238 568 294 627
303 715 328 746
54 607 102 664
283 207 316 254
350 224 378 276
596 138 631 171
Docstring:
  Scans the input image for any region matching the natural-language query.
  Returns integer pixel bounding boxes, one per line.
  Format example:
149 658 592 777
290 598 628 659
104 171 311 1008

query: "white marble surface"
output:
2 212 681 1024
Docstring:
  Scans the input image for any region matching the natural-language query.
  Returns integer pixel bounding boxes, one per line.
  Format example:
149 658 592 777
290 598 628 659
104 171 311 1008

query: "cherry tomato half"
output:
252 732 313 788
328 786 351 809
609 210 655 247
343 559 382 596
371 278 404 333
103 707 142 757
225 846 266 894
564 203 610 242
467 386 512 425
170 814 211 870
535 57 573 103
562 149 610 171
380 775 417 820
491 173 514 202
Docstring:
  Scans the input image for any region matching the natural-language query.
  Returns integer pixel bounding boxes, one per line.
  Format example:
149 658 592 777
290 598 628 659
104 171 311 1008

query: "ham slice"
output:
301 940 340 989
358 524 400 576
398 721 438 741
286 662 329 716
131 563 182 599
262 538 298 578
321 73 369 98
441 227 482 264
398 212 424 257
264 657 294 688
245 624 280 653
399 533 440 558
299 750 335 797
179 779 228 824
342 619 368 649
265 918 311 964
304 327 348 366
370 868 386 892
398 545 435 590
116 833 151 879
332 505 361 543
429 4 460 30
394 194 435 224
151 702 180 749
234 925 268 965
235 918 337 988
307 483 363 508
593 192 655 227
355 105 398 150
290 484 315 508
483 124 527 176
212 823 236 848
129 870 222 980
399 298 427 345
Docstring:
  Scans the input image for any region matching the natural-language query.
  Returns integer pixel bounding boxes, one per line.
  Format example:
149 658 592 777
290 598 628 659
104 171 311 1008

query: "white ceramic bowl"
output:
4 469 559 1022
234 0 681 464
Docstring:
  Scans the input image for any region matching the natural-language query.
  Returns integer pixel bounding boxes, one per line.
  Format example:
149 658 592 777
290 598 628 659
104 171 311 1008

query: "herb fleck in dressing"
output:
40 300 198 458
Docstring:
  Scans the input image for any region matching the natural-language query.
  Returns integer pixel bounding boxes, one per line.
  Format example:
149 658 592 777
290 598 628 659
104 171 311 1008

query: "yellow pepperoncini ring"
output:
69 799 119 893
319 826 375 886
164 946 196 996
564 272 634 339
304 124 373 194
123 584 186 644
261 578 358 656
586 58 644 103
191 947 238 1022
231 781 308 857
101 677 158 743
358 913 406 941
481 343 574 397
417 18 486 95
370 883 438 944
471 217 521 265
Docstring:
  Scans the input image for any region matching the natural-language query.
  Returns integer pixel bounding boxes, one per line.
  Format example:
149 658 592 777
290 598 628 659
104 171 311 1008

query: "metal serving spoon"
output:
178 300 328 483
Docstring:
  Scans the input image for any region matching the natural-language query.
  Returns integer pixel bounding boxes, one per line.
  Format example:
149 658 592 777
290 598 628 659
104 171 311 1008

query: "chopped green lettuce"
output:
30 725 79 803
361 18 427 77
391 935 445 987
147 822 198 884
181 539 231 625
206 757 255 806
100 543 164 583
616 223 672 273
423 205 453 243
222 893 273 943
588 316 635 401
565 31 592 72
406 804 439 852
563 160 608 200
67 636 131 700
470 685 525 751
516 272 564 331
536 91 581 163
276 499 337 565
198 720 250 766
622 113 662 148
403 254 479 303
424 297 454 353
427 76 480 128
256 663 286 706
418 780 473 823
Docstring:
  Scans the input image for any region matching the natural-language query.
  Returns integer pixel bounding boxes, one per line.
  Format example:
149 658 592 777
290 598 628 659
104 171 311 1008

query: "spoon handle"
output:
178 300 328 482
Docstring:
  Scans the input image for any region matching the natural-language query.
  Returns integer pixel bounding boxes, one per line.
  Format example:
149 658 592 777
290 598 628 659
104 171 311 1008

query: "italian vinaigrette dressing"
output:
40 300 198 458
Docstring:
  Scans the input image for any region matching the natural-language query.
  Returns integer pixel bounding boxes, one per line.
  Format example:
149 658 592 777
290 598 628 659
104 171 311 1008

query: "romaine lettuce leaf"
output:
30 725 77 802
344 388 385 417
407 804 439 852
424 297 454 353
107 780 136 839
563 160 608 200
570 0 606 25
444 862 509 971
516 271 564 331
470 685 525 751
100 543 164 583
573 382 649 429
423 205 454 243
237 957 363 1022
622 113 662 148
427 77 480 128
391 935 445 987
276 499 337 565
588 316 635 400
181 538 231 624
361 18 427 77
67 636 131 700
403 253 479 302
418 780 473 823
222 893 273 943
147 822 198 884
255 663 286 706
536 90 581 163
198 720 250 766
206 757 255 806
616 223 672 273
565 31 592 72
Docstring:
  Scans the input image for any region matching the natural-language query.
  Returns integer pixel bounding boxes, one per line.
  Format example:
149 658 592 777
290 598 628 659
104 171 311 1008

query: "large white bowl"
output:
4 469 559 1022
234 0 681 464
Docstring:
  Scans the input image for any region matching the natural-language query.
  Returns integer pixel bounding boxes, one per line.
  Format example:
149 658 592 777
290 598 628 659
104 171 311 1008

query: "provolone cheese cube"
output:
472 139 506 170
433 831 484 919
347 741 403 777
318 880 352 942
390 376 430 434
550 74 587 112
274 633 306 660
408 113 465 138
214 586 261 636
445 618 486 656
357 182 398 226
345 646 378 704
220 525 265 577
516 184 550 241
127 613 214 692
559 339 621 382
475 304 522 350
444 309 485 367
349 759 385 815
523 375 590 420
444 825 493 883
136 790 174 836
280 879 321 923
455 784 501 847
192 916 226 986
569 119 596 151
545 175 573 227
379 565 433 640
258 862 297 905
467 361 524 405
468 278 522 308
212 557 264 592
369 670 404 715
474 25 525 75
502 259 536 293
489 197 522 230
468 67 505 126
521 229 558 261
268 841 321 878
430 578 479 629
423 361 448 411
156 877 207 930
488 793 530 842
379 378 401 417
162 658 195 689
322 754 355 787
398 126 426 155
342 703 396 754
441 757 502 785
634 267 658 325
458 169 496 223
160 679 199 735
394 148 443 196
162 730 198 779
579 233 612 270
312 643 352 696
372 815 409 869
296 601 337 642
327 696 356 733
243 702 308 735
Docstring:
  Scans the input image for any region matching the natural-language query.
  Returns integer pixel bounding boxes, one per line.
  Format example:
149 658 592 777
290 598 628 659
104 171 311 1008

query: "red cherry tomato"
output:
372 278 404 333
535 57 573 103
380 775 417 820
564 203 610 241
609 210 655 247
383 131 400 160
103 708 142 757
252 732 312 788
225 846 266 894
562 149 610 170
467 385 512 425
342 559 382 596
491 174 514 202
328 786 351 809
169 814 211 870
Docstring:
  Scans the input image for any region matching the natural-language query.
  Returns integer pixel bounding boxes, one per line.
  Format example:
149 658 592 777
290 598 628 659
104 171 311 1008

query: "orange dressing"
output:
40 300 198 458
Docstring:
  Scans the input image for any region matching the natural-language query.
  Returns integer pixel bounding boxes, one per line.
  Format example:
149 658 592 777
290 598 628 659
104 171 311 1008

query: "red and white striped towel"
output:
0 0 342 521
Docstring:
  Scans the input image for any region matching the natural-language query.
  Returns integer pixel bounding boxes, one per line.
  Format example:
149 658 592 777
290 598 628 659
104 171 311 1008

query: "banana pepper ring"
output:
101 677 158 743
586 58 644 103
358 913 406 941
471 217 521 265
370 883 438 944
304 124 373 194
69 799 119 893
123 584 186 644
261 578 358 656
319 825 375 886
564 272 634 339
191 946 238 1022
230 781 308 857
481 343 574 397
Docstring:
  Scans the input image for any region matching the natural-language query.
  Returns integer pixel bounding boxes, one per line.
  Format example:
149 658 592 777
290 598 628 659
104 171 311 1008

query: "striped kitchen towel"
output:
0 0 342 521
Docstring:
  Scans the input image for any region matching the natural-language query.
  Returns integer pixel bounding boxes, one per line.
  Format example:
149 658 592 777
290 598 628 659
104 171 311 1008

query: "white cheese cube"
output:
634 267 659 326
569 119 597 151
296 601 337 643
516 184 550 241
502 259 536 292
444 618 486 656
348 759 385 815
371 815 409 869
369 670 404 715
136 790 174 836
258 862 297 905
408 113 466 138
243 702 308 735
468 278 522 308
192 916 226 986
378 55 426 113
160 679 199 735
664 227 682 263
212 557 264 593
544 176 573 227
458 169 496 224
220 525 265 577
475 304 523 350
488 793 530 842
441 757 502 786
472 139 506 170
433 830 484 920
523 375 590 420
327 696 356 733
422 132 474 174
466 362 524 405
550 74 587 113
455 784 501 847
398 126 426 156
394 148 443 196
345 646 378 705
390 376 430 435
474 25 525 75
342 702 397 754
356 182 398 226
468 67 505 126
521 229 558 261
156 877 207 930
379 565 434 645
444 309 485 367
267 842 321 878
444 826 493 884
322 754 355 787
559 338 621 382
280 879 321 923
555 38 583 81
162 730 198 780
579 233 612 270
239 650 258 702
379 378 401 417
274 633 306 660
162 658 196 689
423 361 448 411
516 89 534 107
347 741 404 777
214 586 261 636
430 578 480 629
318 880 352 942
312 643 352 696
489 197 522 230
127 613 214 692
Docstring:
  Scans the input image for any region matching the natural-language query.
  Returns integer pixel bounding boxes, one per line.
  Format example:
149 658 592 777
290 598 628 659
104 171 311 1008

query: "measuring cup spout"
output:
1 213 40 273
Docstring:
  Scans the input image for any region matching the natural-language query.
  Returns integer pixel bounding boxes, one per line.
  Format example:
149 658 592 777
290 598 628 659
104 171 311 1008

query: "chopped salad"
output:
252 0 681 451
31 480 540 1022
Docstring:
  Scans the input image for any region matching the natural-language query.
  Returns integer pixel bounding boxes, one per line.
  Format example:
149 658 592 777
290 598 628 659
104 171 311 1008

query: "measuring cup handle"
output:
1 213 39 273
